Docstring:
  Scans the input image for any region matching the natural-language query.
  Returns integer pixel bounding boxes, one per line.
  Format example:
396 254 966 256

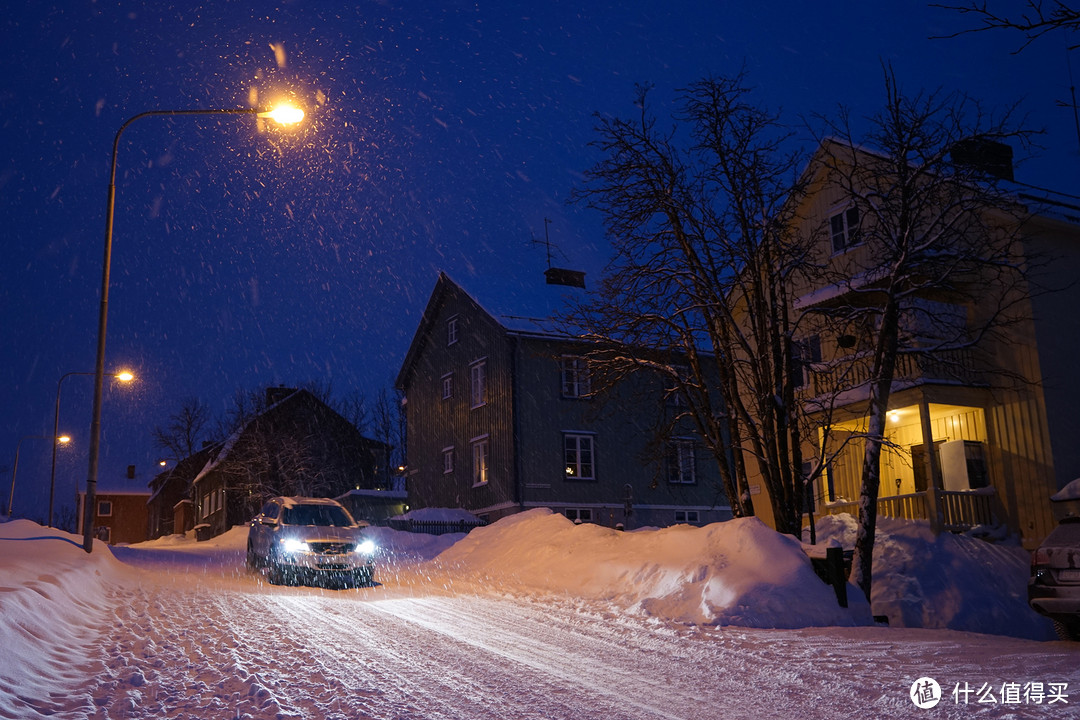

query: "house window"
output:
565 508 593 523
564 433 596 480
560 356 591 398
97 500 113 517
447 316 459 346
471 436 490 486
674 510 700 524
441 373 454 400
792 334 822 389
470 359 487 408
667 439 696 484
442 446 455 475
829 205 861 253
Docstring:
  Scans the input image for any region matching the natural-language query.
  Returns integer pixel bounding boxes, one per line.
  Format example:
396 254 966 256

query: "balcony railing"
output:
803 347 981 400
822 487 997 533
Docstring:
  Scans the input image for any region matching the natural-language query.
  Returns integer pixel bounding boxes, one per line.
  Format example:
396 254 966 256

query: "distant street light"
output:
83 104 304 552
49 370 134 528
7 434 70 517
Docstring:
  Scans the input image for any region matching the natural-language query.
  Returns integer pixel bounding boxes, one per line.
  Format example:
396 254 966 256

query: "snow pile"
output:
0 520 131 710
812 513 1053 639
434 509 873 628
1052 478 1080 501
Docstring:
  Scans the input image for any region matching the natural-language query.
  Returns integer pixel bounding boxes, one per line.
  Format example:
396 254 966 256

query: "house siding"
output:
399 273 732 529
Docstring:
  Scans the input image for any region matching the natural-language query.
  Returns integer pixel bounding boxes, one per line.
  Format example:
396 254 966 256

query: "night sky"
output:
2 1 1076 523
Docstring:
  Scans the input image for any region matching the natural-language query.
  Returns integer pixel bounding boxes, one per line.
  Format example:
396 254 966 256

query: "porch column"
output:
918 397 943 534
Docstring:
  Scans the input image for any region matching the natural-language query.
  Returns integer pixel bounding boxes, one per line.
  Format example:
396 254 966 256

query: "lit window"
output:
564 434 596 480
471 436 490 485
447 316 459 346
667 439 696 484
470 359 487 408
560 356 591 398
829 206 861 253
442 446 455 475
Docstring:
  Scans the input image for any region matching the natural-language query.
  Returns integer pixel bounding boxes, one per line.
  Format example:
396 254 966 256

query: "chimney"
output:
266 385 296 406
544 267 586 289
950 139 1014 182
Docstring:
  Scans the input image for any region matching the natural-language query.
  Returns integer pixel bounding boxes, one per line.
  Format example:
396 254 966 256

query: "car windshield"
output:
282 504 354 527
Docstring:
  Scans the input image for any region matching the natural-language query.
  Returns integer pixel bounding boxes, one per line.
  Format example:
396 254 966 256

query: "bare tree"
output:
933 1 1080 49
371 387 404 487
810 68 1034 601
152 397 211 460
569 74 813 534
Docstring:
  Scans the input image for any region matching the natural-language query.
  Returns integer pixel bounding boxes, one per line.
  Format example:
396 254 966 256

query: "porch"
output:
821 487 998 533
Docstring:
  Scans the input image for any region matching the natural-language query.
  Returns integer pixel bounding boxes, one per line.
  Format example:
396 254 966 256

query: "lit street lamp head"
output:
115 371 134 382
259 105 305 125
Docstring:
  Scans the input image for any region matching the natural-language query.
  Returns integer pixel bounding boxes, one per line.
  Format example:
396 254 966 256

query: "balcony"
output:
802 347 981 402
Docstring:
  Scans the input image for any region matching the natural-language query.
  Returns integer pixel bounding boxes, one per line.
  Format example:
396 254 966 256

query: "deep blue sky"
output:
2 1 1076 523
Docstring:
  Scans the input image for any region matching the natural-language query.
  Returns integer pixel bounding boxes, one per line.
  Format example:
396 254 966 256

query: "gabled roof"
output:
149 388 385 491
395 271 588 388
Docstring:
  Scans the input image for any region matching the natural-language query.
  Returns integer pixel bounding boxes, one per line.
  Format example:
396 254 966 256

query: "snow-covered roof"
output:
454 271 588 339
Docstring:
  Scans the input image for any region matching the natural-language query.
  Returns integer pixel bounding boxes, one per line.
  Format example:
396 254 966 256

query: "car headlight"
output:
281 538 310 554
355 539 376 555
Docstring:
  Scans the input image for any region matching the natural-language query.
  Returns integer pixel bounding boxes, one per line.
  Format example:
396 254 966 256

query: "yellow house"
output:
761 140 1080 548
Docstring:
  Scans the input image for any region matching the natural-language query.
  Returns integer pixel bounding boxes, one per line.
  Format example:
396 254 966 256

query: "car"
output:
1028 517 1080 640
247 496 377 588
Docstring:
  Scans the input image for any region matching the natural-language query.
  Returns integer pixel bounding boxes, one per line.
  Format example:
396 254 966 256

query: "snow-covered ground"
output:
1 509 1078 719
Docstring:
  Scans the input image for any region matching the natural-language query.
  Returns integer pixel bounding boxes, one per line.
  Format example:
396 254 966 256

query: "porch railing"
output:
822 487 996 533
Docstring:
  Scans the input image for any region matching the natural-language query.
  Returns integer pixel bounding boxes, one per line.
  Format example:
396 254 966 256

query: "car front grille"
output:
309 542 352 555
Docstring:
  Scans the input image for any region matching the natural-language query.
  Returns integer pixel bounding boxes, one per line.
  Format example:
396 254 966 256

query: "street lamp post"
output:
83 105 303 552
49 370 134 528
7 434 69 517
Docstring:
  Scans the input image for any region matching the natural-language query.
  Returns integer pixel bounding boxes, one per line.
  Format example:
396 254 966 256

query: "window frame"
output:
563 432 597 481
470 358 487 408
667 438 697 484
447 315 459 346
97 499 113 517
471 435 490 486
829 205 861 254
674 509 700 524
565 507 594 523
442 446 455 475
441 372 454 400
560 355 591 399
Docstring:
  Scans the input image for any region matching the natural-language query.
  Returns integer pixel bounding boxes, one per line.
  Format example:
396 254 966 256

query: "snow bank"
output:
434 509 873 628
1052 477 1080 501
813 513 1053 640
0 520 131 713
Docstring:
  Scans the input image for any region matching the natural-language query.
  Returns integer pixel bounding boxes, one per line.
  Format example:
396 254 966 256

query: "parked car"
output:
247 496 377 587
1028 517 1080 640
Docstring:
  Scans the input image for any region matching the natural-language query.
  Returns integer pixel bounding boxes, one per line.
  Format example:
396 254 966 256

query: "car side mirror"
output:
260 517 278 526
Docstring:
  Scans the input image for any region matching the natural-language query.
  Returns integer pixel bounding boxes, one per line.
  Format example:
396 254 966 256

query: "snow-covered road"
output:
26 546 1076 720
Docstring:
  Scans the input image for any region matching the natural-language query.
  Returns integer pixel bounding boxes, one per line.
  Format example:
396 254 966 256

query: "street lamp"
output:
7 434 70 517
49 370 135 528
83 104 304 552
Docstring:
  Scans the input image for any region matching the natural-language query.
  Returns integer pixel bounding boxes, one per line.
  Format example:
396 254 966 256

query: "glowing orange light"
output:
260 105 305 125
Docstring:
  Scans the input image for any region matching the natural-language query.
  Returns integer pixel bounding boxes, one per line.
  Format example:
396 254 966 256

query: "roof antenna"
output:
531 217 556 269
531 217 586 289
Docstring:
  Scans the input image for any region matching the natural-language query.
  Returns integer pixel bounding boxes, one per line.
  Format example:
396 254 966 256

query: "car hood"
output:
281 525 366 544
